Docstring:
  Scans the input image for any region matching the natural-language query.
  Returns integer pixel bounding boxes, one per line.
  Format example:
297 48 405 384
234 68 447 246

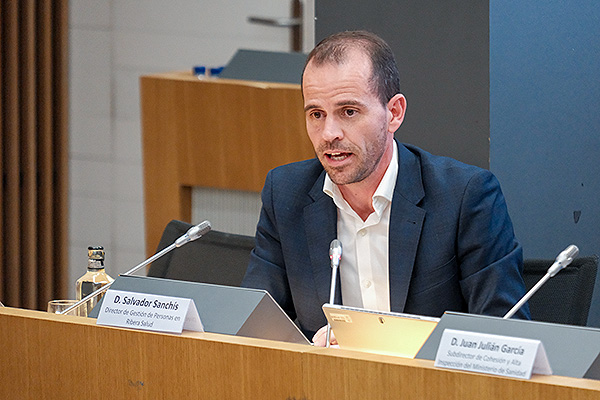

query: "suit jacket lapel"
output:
389 143 426 312
303 171 340 306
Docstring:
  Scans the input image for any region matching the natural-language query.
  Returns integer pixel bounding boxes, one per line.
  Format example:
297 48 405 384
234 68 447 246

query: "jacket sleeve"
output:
241 170 297 321
457 169 530 319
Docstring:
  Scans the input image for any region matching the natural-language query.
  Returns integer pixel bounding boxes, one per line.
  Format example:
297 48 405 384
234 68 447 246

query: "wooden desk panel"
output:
302 348 600 399
2 307 600 400
0 307 305 399
140 72 314 255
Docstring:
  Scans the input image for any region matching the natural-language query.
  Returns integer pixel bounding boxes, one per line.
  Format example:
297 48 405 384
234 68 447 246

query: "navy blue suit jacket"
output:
242 143 530 338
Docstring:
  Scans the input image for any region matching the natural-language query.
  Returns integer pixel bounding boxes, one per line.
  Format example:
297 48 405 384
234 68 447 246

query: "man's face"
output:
302 50 396 187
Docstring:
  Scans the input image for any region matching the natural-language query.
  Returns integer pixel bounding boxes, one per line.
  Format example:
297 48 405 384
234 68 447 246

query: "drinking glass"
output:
47 299 83 316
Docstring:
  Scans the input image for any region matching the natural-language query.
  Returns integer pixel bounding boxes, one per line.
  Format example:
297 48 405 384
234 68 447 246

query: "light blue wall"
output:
490 1 600 259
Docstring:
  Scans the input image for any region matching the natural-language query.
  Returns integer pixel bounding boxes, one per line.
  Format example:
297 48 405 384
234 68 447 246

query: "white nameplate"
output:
96 289 204 334
434 329 552 379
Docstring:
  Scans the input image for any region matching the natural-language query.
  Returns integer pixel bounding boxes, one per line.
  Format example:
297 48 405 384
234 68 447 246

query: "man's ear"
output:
387 94 406 133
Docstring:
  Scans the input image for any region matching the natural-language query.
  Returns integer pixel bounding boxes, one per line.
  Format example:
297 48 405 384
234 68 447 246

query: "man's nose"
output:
322 118 343 142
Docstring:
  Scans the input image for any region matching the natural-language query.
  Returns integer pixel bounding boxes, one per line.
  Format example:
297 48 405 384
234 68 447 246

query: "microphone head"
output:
188 220 212 241
549 244 579 277
175 220 212 247
329 239 342 267
563 244 579 260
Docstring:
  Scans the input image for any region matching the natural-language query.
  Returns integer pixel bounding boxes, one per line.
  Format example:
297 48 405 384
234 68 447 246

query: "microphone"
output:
547 244 579 277
329 239 342 270
60 220 212 315
175 220 212 247
326 239 342 347
503 244 579 319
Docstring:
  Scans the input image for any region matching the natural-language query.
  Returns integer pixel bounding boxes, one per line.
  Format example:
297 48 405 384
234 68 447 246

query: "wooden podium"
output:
2 307 600 399
140 72 315 255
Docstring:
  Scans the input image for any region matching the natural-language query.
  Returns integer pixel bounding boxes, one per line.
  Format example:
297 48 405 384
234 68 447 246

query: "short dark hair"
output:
303 30 401 105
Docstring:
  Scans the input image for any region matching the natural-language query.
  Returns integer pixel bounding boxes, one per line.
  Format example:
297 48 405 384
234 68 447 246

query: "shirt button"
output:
359 229 367 237
363 280 372 288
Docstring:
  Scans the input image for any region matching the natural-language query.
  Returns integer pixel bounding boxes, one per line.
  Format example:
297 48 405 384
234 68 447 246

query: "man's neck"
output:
338 184 377 221
337 142 395 221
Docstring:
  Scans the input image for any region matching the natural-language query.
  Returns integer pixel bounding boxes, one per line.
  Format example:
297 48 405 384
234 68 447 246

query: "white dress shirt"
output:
323 142 398 312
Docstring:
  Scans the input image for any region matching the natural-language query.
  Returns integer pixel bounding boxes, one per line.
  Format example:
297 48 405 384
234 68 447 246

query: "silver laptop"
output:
322 304 439 358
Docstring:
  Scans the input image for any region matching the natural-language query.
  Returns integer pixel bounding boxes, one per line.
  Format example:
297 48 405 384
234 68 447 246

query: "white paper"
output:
434 329 552 379
97 289 204 334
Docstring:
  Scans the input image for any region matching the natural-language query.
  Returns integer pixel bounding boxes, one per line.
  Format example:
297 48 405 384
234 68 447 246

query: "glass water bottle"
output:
76 246 114 316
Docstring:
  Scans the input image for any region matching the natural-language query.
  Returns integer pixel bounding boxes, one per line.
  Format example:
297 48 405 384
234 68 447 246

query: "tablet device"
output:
322 304 439 358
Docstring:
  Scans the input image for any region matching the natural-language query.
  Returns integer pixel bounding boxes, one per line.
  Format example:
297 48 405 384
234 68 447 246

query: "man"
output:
242 30 530 345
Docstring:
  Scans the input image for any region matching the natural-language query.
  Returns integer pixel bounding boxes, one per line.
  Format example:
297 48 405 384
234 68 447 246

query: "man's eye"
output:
311 111 323 119
344 109 357 117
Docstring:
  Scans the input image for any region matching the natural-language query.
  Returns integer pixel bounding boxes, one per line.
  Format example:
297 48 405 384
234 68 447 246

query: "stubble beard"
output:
320 129 389 187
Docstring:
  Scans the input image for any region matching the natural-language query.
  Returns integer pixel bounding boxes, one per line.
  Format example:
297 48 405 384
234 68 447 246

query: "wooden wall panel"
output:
0 0 69 309
141 73 314 255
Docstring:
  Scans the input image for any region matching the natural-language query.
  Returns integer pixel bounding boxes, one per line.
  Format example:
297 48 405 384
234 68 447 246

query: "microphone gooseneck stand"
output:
60 221 212 316
503 244 579 319
326 239 342 348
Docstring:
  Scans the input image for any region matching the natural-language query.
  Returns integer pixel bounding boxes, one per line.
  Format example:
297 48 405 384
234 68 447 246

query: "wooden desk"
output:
2 307 600 399
140 72 314 255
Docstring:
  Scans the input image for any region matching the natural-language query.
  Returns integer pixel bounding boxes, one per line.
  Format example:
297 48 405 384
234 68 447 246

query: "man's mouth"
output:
326 152 351 161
